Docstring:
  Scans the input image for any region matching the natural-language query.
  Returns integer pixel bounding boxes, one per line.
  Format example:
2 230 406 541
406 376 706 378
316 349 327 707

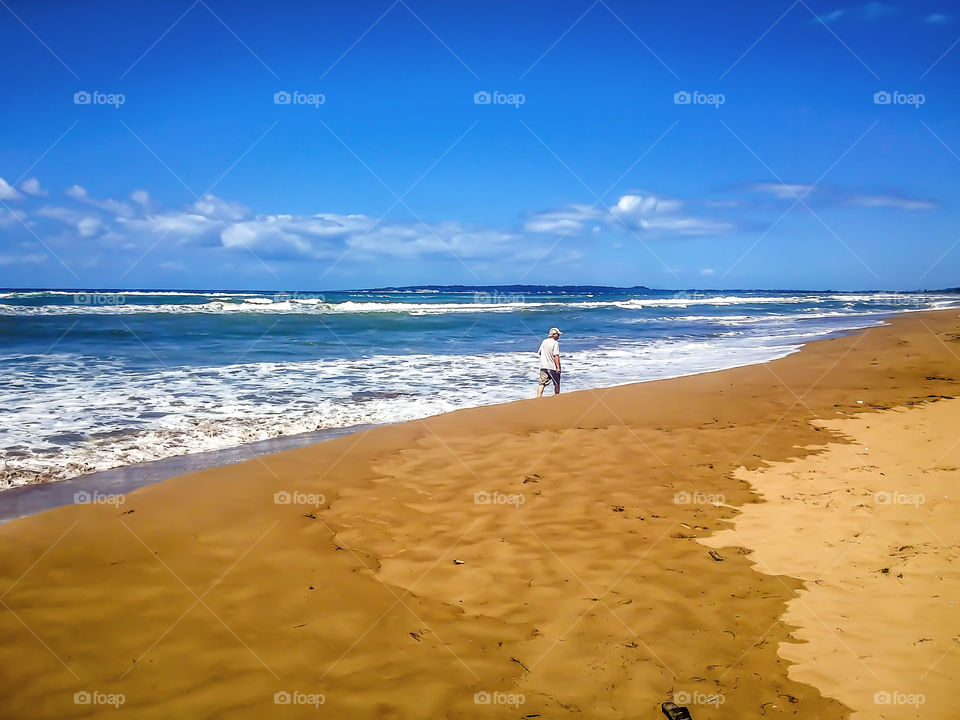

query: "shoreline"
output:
6 289 955 490
0 423 377 525
0 308 957 718
1 310 905 506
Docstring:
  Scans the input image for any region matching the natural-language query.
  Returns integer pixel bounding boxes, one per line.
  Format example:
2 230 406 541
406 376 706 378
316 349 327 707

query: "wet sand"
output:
0 309 957 718
0 424 375 525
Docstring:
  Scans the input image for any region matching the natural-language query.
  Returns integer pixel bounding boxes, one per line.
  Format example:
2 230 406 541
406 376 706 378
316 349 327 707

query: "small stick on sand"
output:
510 657 530 673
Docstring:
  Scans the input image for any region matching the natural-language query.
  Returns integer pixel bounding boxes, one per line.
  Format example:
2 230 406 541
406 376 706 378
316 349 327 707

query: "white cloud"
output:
814 8 846 23
38 205 84 223
130 189 151 209
0 207 27 227
219 213 376 260
925 13 950 23
636 216 736 235
524 205 603 234
846 194 936 211
700 268 716 276
221 218 321 259
66 185 135 217
549 248 584 265
101 199 545 266
38 205 110 238
525 194 732 239
743 183 936 212
613 194 682 217
345 221 530 262
20 178 47 197
192 194 249 222
116 211 224 242
77 217 103 237
611 194 733 236
5 182 739 272
814 2 894 24
0 177 23 201
0 253 46 266
750 182 815 199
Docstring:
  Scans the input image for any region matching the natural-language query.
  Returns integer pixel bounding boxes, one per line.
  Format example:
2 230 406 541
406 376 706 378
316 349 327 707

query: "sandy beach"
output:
1 308 958 719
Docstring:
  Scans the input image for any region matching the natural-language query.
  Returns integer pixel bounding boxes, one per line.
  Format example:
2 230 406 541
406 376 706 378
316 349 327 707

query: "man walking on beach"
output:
537 327 562 398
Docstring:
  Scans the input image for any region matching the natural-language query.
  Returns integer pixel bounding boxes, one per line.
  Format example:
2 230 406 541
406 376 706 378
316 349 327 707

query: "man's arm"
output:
553 350 561 372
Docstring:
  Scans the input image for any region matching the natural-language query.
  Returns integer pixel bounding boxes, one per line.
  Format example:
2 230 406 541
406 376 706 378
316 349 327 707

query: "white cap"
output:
548 327 562 336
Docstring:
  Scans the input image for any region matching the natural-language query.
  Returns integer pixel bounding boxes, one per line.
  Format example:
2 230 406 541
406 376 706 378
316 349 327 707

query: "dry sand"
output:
704 398 960 719
0 309 958 719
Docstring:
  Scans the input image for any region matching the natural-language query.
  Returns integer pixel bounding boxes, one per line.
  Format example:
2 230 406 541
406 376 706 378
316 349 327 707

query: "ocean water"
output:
1 286 956 487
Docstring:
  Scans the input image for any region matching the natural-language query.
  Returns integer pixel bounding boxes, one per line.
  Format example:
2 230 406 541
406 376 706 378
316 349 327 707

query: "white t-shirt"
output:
538 337 560 370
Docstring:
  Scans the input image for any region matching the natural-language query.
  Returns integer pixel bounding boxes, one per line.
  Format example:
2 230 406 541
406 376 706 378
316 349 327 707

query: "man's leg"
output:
537 370 548 398
552 370 561 395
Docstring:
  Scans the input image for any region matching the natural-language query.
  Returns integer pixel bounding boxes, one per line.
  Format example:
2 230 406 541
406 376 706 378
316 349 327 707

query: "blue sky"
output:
0 0 957 290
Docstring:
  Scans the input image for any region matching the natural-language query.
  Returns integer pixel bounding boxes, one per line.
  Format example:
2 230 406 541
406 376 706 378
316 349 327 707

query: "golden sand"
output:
0 310 958 718
705 398 960 719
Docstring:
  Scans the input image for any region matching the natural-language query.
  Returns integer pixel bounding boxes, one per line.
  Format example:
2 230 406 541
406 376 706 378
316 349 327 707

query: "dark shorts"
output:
539 369 560 390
